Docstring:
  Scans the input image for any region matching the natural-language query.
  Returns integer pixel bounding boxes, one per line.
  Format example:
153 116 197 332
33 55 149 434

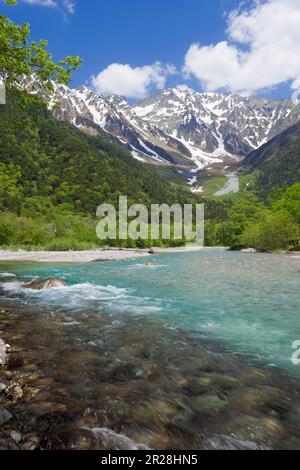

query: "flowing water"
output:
215 173 240 196
1 249 300 449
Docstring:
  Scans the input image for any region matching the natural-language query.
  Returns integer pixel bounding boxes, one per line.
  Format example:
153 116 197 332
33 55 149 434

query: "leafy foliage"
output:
204 184 300 251
241 211 299 252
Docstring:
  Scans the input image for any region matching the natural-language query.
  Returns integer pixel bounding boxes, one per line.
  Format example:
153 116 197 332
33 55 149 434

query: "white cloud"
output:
62 0 74 13
22 0 57 6
21 0 75 13
184 0 300 95
91 62 176 99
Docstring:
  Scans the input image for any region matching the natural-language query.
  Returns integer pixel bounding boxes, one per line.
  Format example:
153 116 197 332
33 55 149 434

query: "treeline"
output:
205 183 300 251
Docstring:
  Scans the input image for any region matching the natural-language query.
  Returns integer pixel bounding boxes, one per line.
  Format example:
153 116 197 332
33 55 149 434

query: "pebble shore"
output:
0 249 151 263
0 246 208 264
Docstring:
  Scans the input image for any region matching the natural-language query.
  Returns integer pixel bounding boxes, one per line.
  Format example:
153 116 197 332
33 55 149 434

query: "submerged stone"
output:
22 436 39 450
192 394 228 416
225 415 285 445
206 434 264 450
5 384 24 402
0 406 13 425
7 355 24 370
10 431 22 443
231 386 284 412
189 373 239 396
239 368 272 386
1 371 13 380
132 399 180 427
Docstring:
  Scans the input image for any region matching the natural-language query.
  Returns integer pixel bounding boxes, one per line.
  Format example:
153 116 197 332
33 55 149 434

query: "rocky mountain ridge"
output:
22 79 300 184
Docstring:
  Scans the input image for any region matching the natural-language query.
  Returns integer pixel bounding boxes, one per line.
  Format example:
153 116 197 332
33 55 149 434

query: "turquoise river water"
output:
1 249 299 375
1 249 300 449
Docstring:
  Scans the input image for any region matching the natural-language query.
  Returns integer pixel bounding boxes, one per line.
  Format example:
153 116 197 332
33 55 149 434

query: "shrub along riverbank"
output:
0 182 299 252
205 182 300 252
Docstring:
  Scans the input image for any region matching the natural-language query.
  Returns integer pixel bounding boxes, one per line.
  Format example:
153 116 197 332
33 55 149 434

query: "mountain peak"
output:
76 84 90 94
107 94 128 108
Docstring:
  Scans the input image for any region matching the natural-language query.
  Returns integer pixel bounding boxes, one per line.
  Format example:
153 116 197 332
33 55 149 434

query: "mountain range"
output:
22 78 300 187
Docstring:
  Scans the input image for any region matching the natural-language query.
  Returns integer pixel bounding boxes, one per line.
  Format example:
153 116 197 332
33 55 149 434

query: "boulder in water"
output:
43 278 68 289
23 278 68 290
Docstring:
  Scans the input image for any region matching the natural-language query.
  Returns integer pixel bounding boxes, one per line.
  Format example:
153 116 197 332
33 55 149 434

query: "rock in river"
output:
23 278 68 290
7 355 24 370
5 384 24 402
0 406 13 425
10 431 22 443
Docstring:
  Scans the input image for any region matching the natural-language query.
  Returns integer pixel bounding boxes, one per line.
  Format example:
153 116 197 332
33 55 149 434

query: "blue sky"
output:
2 0 299 101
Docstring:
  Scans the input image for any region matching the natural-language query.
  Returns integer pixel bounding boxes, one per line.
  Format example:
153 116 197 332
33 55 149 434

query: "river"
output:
215 173 240 196
1 249 300 449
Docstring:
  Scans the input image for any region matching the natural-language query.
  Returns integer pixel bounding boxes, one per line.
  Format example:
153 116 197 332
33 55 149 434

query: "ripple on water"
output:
0 279 169 318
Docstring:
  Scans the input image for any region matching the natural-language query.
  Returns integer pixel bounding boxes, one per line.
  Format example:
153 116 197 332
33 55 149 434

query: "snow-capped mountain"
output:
132 87 299 160
22 79 300 180
22 79 186 168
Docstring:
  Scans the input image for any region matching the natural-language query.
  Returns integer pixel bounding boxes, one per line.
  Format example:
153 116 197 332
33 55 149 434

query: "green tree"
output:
273 183 300 223
241 211 299 252
0 162 21 211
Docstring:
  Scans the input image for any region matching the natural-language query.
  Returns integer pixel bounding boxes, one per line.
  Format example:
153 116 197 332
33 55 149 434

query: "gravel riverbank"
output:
0 246 208 263
0 249 151 263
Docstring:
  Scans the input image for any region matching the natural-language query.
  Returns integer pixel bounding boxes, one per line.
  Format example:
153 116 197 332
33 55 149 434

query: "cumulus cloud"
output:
91 62 176 99
184 0 300 95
